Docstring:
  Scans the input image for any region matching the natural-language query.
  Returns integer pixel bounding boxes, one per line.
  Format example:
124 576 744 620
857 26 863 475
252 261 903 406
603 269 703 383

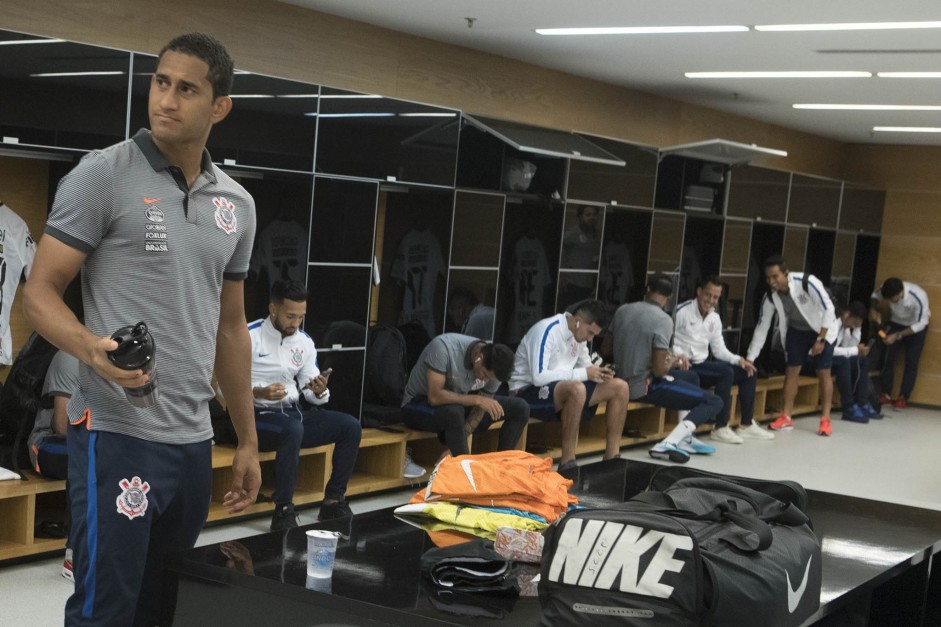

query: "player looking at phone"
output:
249 280 361 530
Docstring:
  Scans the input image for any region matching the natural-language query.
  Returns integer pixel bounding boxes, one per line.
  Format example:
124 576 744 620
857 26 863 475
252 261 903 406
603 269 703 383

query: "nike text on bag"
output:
538 475 822 626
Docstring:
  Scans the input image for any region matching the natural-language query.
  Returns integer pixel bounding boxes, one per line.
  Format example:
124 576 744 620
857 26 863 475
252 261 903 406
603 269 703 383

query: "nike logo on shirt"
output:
258 353 270 358
787 555 813 613
460 459 478 493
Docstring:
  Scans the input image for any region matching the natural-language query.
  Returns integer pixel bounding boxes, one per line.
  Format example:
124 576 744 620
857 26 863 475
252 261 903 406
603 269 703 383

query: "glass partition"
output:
726 165 789 221
242 171 315 320
567 135 657 207
599 208 652 310
316 87 459 186
788 174 841 228
648 211 686 273
840 184 885 233
783 226 808 272
0 30 129 152
450 191 504 268
496 198 564 344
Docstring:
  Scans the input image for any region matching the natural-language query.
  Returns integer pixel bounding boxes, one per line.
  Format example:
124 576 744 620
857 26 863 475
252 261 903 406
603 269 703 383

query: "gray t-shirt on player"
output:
402 333 499 404
779 291 815 332
612 301 674 400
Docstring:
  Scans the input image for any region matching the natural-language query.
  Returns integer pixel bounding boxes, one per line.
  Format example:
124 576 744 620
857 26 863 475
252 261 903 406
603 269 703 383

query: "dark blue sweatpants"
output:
691 360 756 427
65 425 211 626
639 372 723 426
254 404 361 504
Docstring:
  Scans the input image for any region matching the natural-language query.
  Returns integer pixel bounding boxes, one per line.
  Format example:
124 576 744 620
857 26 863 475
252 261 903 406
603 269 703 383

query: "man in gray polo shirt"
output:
401 333 528 458
24 33 260 626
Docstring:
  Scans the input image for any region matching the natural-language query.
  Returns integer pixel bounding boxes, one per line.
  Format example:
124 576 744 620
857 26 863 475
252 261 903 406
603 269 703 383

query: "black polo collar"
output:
131 128 216 183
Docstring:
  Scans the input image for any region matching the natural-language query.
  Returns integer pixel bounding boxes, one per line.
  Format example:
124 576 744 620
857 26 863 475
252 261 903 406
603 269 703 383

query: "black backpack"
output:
362 324 410 427
0 332 59 474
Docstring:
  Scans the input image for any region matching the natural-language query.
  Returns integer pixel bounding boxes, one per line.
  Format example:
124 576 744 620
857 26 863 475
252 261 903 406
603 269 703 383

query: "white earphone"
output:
576 320 581 329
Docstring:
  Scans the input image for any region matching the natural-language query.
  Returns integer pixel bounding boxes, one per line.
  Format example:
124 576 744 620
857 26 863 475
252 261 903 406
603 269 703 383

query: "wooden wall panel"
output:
844 144 941 406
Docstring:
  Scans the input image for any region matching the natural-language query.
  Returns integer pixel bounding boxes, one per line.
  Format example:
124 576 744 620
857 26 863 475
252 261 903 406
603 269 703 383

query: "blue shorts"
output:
786 327 834 370
515 380 598 421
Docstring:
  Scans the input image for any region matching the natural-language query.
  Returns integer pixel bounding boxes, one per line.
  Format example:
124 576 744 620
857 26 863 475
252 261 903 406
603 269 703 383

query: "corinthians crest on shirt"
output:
290 347 304 368
213 196 238 234
116 476 151 520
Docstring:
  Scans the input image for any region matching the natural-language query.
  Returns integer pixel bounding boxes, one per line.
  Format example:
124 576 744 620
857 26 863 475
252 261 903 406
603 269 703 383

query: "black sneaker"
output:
270 504 299 532
318 500 353 521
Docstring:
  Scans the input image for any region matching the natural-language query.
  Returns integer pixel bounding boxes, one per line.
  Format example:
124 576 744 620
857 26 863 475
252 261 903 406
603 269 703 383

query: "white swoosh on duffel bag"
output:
786 555 813 613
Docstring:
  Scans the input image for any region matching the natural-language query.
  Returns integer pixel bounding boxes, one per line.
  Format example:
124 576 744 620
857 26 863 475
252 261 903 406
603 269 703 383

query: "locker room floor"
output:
3 405 939 624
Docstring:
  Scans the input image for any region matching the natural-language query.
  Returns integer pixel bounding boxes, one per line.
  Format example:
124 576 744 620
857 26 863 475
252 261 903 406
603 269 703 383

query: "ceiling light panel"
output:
756 21 941 32
536 25 749 35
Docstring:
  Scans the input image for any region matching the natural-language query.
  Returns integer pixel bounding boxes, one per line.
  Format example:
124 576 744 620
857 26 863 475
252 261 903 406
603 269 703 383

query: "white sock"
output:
664 419 696 445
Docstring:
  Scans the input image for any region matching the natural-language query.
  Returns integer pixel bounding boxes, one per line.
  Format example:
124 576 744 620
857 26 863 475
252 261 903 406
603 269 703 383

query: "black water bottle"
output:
108 321 158 408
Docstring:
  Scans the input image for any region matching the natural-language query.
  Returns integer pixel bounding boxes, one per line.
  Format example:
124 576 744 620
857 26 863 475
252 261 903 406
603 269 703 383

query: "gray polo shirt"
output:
402 333 499 404
611 300 674 400
45 129 256 444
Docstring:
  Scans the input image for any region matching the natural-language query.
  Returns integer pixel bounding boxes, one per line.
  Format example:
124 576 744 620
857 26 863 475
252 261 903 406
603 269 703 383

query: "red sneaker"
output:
878 393 892 406
893 395 907 411
769 414 794 431
818 416 832 436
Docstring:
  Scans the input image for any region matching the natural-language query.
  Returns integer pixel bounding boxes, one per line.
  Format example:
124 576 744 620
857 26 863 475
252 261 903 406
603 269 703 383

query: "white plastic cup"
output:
306 529 339 578
306 574 333 593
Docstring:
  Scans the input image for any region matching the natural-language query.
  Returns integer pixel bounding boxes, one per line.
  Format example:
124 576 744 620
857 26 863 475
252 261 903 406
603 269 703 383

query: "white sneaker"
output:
678 435 716 455
710 426 743 444
740 422 775 440
62 548 74 583
403 448 426 478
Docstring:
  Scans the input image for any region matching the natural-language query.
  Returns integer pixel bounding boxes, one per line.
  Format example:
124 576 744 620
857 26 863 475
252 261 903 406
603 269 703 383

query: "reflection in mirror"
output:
568 135 657 207
130 54 319 171
310 177 378 264
679 215 724 304
726 165 789 221
496 199 564 345
445 270 498 340
648 212 685 273
560 203 603 270
0 30 129 152
599 208 652 310
317 348 366 418
783 226 808 273
557 271 599 313
720 220 751 274
374 187 453 340
305 265 371 348
788 174 840 228
316 87 459 186
840 184 885 233
239 171 313 321
451 192 504 268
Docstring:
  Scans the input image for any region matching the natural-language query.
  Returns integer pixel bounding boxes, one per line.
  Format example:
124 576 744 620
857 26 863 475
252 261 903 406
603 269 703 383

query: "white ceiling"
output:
280 0 941 146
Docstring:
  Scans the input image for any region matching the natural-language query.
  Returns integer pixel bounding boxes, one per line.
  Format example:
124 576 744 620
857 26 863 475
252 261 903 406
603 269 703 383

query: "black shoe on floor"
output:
318 500 353 521
270 503 299 532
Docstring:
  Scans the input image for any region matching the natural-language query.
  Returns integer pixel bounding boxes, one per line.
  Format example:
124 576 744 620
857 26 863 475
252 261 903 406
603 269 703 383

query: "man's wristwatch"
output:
815 337 826 344
315 389 328 399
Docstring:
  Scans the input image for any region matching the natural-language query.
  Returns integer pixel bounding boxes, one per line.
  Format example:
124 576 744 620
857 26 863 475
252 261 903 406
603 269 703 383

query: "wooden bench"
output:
0 470 67 562
0 374 827 563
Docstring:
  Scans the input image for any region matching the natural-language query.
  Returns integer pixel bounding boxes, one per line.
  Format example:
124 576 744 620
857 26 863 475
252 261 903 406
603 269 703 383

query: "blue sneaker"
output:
649 441 690 464
861 403 883 420
679 435 716 455
841 404 869 423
